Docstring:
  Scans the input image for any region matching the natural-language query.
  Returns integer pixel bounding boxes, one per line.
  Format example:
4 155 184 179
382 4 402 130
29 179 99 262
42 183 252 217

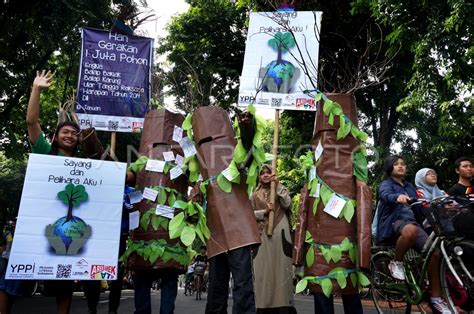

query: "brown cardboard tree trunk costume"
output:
293 94 372 295
127 109 189 272
191 106 261 258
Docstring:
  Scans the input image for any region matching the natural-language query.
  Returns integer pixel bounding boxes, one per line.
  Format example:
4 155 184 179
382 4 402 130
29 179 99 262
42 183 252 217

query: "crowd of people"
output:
0 71 472 314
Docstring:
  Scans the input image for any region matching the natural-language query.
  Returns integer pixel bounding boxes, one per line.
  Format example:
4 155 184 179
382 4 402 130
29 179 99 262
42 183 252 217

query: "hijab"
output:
415 168 444 200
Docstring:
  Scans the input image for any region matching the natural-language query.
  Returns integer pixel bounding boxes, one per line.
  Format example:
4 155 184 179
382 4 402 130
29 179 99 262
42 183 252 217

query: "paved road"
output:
12 287 379 313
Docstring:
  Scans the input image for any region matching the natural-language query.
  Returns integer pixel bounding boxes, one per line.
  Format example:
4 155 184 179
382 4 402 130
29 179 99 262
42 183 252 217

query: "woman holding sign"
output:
251 165 296 314
26 70 80 314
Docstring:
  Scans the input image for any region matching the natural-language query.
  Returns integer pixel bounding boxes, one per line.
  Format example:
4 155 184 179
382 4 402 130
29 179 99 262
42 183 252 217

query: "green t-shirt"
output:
29 132 65 156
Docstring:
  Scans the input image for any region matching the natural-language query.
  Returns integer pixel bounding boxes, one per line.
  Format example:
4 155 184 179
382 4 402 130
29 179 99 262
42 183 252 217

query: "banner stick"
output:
267 109 280 236
110 131 116 160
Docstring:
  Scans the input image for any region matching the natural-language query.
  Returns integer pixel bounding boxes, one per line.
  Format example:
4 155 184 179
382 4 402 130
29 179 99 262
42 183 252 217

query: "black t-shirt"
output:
195 254 207 264
449 182 474 196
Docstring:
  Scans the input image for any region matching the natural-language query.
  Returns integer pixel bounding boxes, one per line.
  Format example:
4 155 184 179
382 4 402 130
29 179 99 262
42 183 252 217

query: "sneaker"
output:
430 299 455 314
388 261 406 280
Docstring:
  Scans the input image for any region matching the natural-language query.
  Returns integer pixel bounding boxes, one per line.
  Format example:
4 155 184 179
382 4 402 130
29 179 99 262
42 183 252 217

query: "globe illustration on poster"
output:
45 183 92 255
259 32 301 93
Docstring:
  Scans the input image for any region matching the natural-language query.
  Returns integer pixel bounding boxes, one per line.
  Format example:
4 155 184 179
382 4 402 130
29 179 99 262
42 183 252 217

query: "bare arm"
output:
26 70 54 144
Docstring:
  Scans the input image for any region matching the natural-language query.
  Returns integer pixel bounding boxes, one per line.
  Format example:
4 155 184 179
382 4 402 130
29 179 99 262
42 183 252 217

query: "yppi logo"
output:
80 119 92 127
10 263 35 274
239 95 256 104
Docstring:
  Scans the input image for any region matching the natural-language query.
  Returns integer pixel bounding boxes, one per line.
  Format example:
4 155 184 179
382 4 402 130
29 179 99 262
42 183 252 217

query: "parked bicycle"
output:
371 195 474 313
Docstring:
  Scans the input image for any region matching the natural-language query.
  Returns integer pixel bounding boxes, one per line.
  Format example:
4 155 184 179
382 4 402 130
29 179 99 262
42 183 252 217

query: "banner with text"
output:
6 154 126 280
238 11 322 111
76 27 153 132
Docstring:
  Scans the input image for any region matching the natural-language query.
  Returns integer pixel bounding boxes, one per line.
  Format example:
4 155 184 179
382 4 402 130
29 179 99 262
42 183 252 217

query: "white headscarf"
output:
415 168 444 200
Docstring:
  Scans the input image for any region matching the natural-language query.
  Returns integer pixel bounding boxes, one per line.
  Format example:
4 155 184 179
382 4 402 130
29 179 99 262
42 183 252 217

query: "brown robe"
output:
192 106 261 258
293 94 372 295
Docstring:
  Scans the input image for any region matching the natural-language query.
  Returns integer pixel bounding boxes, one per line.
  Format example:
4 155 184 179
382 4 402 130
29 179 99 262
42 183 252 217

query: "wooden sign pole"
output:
267 109 280 236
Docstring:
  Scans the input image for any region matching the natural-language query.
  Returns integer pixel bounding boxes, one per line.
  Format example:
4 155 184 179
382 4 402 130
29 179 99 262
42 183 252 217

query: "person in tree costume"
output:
293 93 372 314
183 106 264 314
124 109 195 314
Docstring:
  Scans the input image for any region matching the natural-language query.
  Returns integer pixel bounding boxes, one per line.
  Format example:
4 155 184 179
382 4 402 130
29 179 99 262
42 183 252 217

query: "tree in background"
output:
157 0 247 112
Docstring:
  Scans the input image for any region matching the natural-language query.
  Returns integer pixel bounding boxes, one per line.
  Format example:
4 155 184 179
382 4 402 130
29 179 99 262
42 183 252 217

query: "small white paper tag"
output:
129 211 140 230
128 191 143 204
163 151 175 162
221 165 237 182
170 166 183 180
143 187 158 202
314 141 324 161
156 204 175 219
145 159 165 173
179 137 197 158
309 166 316 181
175 154 184 166
312 183 321 198
172 125 183 143
323 194 346 218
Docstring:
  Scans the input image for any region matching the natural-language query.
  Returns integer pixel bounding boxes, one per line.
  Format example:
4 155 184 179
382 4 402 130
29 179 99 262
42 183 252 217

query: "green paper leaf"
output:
295 279 308 294
306 247 315 267
330 246 342 263
233 141 247 163
323 100 333 115
321 278 333 298
353 151 368 182
343 201 355 223
168 192 176 207
189 171 199 182
328 113 334 126
217 173 232 193
187 203 196 216
164 162 169 174
158 190 167 205
357 272 370 287
314 93 322 101
350 272 358 287
336 272 347 289
312 197 319 215
180 225 196 246
169 212 184 232
149 249 160 264
340 238 351 251
320 184 332 205
173 200 188 209
305 231 313 243
247 104 256 115
182 113 192 130
151 215 160 231
199 181 208 195
349 247 356 264
320 246 332 264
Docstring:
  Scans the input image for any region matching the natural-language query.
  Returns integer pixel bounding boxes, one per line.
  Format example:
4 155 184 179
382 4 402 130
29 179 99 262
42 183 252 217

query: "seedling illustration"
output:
45 183 92 255
259 32 301 93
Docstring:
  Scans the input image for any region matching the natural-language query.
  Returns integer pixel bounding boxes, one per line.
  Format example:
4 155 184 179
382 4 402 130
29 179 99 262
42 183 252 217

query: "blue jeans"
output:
313 293 363 314
133 271 178 314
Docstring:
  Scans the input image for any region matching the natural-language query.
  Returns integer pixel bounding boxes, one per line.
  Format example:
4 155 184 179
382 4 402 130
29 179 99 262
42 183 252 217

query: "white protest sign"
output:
143 187 158 202
173 126 183 143
179 137 197 158
155 205 175 219
323 194 346 218
163 151 175 162
170 166 183 180
145 159 165 173
175 154 184 166
238 11 322 111
129 211 140 230
7 154 126 280
128 191 143 204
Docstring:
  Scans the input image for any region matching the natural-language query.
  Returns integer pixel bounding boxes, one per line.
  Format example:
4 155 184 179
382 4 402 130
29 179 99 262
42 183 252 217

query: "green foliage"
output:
0 154 26 226
157 0 247 111
0 0 139 159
